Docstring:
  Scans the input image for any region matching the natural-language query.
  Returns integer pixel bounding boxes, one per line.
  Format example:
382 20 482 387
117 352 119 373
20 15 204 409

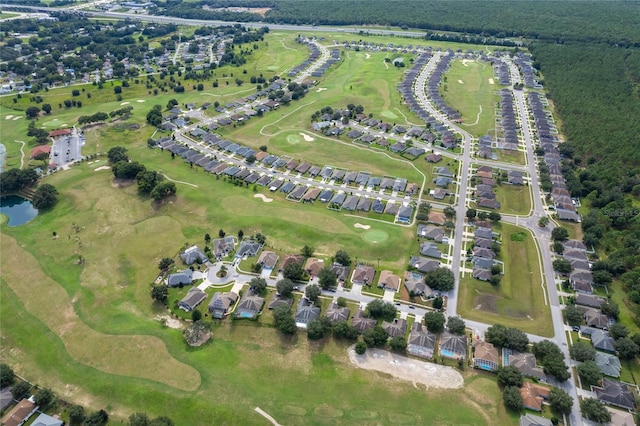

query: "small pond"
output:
0 195 38 227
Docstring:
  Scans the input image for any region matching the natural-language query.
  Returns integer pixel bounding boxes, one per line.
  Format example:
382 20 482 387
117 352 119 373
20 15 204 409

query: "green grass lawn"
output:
495 184 532 216
440 59 498 137
457 223 553 336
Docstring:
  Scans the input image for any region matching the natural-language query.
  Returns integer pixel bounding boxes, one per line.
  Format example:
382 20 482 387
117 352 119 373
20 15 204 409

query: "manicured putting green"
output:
287 134 301 144
362 230 389 243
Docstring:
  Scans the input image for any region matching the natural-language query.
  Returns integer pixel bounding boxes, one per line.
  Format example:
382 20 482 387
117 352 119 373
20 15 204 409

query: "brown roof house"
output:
257 250 279 270
178 287 207 312
1 398 38 426
324 302 350 324
427 211 446 226
507 350 547 381
520 382 550 412
208 292 239 319
377 270 401 292
382 318 407 338
352 265 375 285
279 254 305 271
352 310 376 333
473 339 500 371
304 257 325 277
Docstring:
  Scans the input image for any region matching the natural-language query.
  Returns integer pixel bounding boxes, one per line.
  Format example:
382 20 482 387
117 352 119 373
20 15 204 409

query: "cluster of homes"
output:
493 59 511 86
527 91 580 223
426 53 462 122
471 164 523 210
495 89 520 152
563 239 596 294
288 38 321 78
514 53 542 89
0 396 64 426
470 220 501 282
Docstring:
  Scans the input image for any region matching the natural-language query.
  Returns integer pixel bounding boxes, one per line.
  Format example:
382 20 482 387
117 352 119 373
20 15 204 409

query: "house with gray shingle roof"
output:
179 287 207 312
294 298 321 329
235 293 265 319
167 270 194 287
325 302 350 324
439 331 467 359
382 318 407 338
180 245 209 265
592 378 637 410
417 224 445 242
409 256 440 274
594 352 621 377
352 310 376 333
407 323 437 359
208 292 239 319
420 243 442 259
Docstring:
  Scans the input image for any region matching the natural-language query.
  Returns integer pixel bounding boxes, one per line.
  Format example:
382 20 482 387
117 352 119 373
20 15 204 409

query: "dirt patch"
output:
155 315 183 329
253 193 274 203
348 347 463 389
475 293 499 314
353 223 371 230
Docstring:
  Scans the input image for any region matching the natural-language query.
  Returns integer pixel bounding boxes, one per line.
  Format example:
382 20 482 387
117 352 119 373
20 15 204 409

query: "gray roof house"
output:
519 414 553 426
178 287 207 312
352 265 375 285
417 224 445 242
235 293 265 319
409 256 440 274
575 293 605 309
268 294 293 310
420 242 442 259
507 350 547 381
439 331 467 359
235 240 262 258
397 205 413 223
180 245 209 265
594 351 621 377
294 298 321 328
352 310 376 333
592 330 616 352
213 236 236 258
403 271 430 297
208 292 239 319
325 302 350 324
167 269 194 287
331 263 350 282
382 318 407 338
592 378 636 410
407 322 437 359
30 413 64 426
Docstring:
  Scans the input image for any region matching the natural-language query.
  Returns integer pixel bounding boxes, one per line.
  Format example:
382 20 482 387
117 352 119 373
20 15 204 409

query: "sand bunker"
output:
13 116 22 120
365 53 371 59
354 223 371 230
254 194 274 203
462 59 474 67
155 315 183 330
5 115 13 120
316 88 327 92
299 133 314 142
120 101 130 105
136 99 146 103
94 166 111 171
488 78 495 85
458 80 464 84
349 347 464 389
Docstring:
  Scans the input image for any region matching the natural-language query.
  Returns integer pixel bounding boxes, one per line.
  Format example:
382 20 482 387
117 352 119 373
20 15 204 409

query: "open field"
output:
494 184 532 216
440 59 498 137
457 223 553 336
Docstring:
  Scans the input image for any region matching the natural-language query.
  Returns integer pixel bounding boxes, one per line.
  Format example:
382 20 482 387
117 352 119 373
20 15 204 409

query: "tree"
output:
249 277 267 294
136 170 164 194
366 299 397 321
503 386 523 411
183 321 211 346
191 309 202 322
609 322 629 339
337 297 347 307
283 262 305 281
35 388 54 408
0 364 14 388
300 245 314 258
593 269 613 286
580 398 611 423
305 284 321 302
318 266 337 290
334 250 351 266
158 257 174 271
355 341 367 354
84 409 109 426
432 296 443 310
273 306 296 335
114 86 122 94
551 227 569 241
218 229 225 238
333 321 358 340
424 267 455 291
577 360 602 387
151 284 168 304
553 259 573 274
447 316 466 334
307 319 328 340
148 417 175 426
496 366 523 387
32 184 58 209
146 105 162 127
563 304 583 326
552 241 564 254
390 335 407 351
548 388 573 415
276 278 294 297
615 337 639 359
488 211 502 222
107 146 129 164
112 161 146 179
423 312 445 333
538 216 550 227
26 106 40 119
237 229 244 240
12 381 31 400
443 206 456 219
128 413 149 426
466 208 477 220
570 341 596 362
151 181 177 201
69 405 85 426
600 301 619 319
362 326 389 347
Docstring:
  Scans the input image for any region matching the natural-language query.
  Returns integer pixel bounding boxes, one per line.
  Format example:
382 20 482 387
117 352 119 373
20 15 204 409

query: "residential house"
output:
304 257 325 277
213 236 236 258
352 265 375 285
472 268 492 281
257 251 279 270
519 414 552 426
417 224 445 242
584 308 610 329
268 294 293 310
377 270 401 292
420 242 442 259
409 256 440 274
575 293 605 309
178 287 207 312
397 205 413 223
235 240 262 258
439 331 467 359
180 245 209 265
473 247 495 259
352 310 376 333
294 298 321 329
507 350 547 381
520 382 550 412
235 293 265 319
425 153 442 163
595 352 621 378
208 292 239 319
30 413 64 426
404 271 430 297
167 269 194 287
407 323 437 359
592 378 636 410
280 254 305 272
1 399 37 426
606 407 635 426
382 318 407 338
325 302 350 324
591 330 616 352
474 237 493 249
473 339 500 371
427 212 446 225
330 263 350 283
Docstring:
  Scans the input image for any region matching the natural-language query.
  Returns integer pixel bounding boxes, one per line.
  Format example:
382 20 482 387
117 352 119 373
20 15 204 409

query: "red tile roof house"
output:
30 145 51 159
48 128 72 138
